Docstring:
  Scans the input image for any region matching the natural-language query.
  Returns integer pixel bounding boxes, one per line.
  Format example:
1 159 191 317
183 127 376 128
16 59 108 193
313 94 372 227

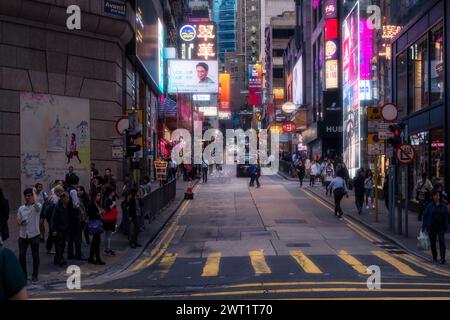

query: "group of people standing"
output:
0 164 149 285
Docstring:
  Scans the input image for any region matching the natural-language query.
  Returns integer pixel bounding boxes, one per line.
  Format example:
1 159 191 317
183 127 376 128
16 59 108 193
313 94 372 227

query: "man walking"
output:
327 172 349 218
353 169 366 214
17 187 42 283
294 160 306 188
202 159 209 184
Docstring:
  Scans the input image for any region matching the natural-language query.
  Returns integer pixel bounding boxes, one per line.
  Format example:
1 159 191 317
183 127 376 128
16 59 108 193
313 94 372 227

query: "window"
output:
408 35 428 112
273 68 283 79
273 49 284 57
430 25 444 104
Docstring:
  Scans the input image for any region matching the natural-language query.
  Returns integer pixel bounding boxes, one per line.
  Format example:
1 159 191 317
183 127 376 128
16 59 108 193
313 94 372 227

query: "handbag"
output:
417 231 430 251
88 220 104 235
102 206 118 222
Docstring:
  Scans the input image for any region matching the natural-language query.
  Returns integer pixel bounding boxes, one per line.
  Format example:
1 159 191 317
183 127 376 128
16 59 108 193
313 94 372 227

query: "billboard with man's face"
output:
168 60 219 93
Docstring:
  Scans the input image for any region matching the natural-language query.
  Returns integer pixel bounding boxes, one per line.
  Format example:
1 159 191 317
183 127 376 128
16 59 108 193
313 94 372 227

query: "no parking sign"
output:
396 144 416 165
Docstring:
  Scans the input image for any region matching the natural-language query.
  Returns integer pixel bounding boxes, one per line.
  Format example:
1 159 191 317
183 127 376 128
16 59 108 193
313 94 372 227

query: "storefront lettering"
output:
66 5 81 30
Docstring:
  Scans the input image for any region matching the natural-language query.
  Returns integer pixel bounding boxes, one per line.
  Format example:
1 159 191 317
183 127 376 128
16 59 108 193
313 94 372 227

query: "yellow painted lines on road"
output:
219 281 450 289
157 253 178 277
249 250 272 275
289 250 323 274
190 287 450 298
302 188 335 212
394 253 450 277
42 288 142 295
345 219 383 242
371 251 425 277
202 252 222 277
337 250 369 275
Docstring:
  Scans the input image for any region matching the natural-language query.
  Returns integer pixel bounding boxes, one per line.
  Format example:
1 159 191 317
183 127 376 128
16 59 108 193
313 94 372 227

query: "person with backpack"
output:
66 176 85 260
17 187 42 283
0 188 9 247
416 173 433 221
0 247 28 300
327 172 349 218
50 192 70 266
87 191 105 265
364 170 375 210
102 186 118 256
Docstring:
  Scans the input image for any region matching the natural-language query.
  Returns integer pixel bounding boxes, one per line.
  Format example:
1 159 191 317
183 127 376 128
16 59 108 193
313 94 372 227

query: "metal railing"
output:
142 179 177 221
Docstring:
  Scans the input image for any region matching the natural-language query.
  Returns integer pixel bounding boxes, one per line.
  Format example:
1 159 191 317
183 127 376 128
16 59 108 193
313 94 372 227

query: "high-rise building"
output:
213 0 237 66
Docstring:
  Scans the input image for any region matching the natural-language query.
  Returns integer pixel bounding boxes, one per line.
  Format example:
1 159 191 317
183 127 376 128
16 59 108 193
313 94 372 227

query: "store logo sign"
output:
180 25 196 42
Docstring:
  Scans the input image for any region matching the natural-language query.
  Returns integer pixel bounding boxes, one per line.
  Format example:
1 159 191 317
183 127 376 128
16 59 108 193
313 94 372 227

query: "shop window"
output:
408 36 428 113
430 128 445 188
430 25 444 104
409 131 429 199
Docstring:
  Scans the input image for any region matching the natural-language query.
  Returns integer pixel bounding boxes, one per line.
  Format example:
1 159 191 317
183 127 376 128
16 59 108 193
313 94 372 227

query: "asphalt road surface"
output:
30 166 450 300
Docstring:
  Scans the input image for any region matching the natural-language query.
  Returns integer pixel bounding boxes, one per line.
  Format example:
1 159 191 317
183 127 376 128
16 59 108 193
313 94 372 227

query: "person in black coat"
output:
422 190 449 264
87 191 105 265
294 161 306 188
0 188 10 246
51 193 70 266
353 169 366 214
126 188 143 248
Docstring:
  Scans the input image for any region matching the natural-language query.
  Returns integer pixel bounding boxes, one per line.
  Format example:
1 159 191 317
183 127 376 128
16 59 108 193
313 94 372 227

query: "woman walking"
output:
422 190 448 264
364 170 375 209
87 192 105 265
323 162 335 196
101 186 118 256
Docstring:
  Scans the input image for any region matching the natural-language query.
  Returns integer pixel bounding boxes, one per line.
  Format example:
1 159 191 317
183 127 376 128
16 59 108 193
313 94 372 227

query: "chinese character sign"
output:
179 22 217 60
248 64 262 106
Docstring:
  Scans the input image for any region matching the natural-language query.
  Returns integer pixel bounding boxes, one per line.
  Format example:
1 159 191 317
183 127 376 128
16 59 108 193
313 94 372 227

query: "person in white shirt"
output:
305 158 311 178
17 187 42 284
310 161 320 187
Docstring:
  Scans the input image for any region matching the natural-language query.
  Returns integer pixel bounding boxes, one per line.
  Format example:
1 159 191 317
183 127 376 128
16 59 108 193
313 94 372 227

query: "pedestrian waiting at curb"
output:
45 185 65 255
77 186 90 245
17 187 42 284
416 173 433 221
126 188 143 249
422 190 448 265
66 175 85 261
87 191 105 265
50 192 70 267
102 186 118 256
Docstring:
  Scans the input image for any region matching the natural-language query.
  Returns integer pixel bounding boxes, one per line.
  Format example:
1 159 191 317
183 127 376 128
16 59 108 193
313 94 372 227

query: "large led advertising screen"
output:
342 1 360 177
168 60 219 93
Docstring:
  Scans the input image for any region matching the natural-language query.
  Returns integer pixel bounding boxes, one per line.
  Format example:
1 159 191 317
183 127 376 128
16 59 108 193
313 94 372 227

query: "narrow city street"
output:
30 168 450 300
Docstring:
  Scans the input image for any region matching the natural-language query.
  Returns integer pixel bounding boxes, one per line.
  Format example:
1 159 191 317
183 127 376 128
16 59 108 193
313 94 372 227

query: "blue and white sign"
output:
104 0 127 16
180 25 196 42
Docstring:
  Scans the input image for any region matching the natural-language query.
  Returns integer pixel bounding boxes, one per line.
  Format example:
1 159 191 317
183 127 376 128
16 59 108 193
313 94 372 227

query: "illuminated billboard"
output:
168 60 219 93
179 22 217 60
342 2 360 176
293 56 303 106
135 0 165 93
248 64 262 105
219 73 231 110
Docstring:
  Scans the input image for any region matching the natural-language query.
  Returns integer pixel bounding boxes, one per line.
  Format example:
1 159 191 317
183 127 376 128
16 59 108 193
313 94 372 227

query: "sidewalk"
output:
278 172 450 264
2 177 196 289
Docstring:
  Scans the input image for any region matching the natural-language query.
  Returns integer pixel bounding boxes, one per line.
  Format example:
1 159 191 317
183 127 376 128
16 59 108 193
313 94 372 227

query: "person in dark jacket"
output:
294 161 306 188
422 190 449 264
51 192 70 266
353 169 366 214
87 191 105 265
0 188 10 246
127 188 143 248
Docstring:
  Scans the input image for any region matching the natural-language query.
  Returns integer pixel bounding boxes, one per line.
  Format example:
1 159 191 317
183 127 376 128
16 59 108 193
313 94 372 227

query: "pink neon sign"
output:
360 20 373 80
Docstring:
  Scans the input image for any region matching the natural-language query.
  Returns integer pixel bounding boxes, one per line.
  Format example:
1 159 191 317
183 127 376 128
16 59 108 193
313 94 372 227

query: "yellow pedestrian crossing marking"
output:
337 250 369 275
202 252 222 277
249 250 272 275
371 251 425 277
157 253 178 277
289 250 322 274
394 253 450 277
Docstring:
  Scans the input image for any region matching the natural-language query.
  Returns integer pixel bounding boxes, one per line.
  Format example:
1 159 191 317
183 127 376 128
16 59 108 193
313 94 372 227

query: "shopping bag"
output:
417 231 430 251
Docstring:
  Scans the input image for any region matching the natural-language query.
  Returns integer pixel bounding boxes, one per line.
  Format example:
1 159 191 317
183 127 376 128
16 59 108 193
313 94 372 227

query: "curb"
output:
304 186 435 263
35 179 200 290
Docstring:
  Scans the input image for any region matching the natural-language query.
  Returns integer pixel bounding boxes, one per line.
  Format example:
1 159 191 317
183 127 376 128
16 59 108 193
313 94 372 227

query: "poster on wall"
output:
342 2 360 177
293 56 304 106
168 60 219 93
20 93 91 192
248 64 262 105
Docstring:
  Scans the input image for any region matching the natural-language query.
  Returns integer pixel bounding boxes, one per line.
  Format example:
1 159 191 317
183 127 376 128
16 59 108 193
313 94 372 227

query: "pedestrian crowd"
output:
0 163 155 288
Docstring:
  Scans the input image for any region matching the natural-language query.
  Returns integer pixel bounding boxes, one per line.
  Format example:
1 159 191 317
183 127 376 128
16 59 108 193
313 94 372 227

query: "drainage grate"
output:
275 219 307 224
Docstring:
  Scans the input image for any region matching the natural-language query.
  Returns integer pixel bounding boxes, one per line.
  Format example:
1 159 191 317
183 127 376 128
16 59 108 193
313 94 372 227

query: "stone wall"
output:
0 0 135 208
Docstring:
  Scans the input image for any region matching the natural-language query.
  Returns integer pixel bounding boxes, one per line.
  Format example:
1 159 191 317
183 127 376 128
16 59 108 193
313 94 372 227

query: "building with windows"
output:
213 0 237 66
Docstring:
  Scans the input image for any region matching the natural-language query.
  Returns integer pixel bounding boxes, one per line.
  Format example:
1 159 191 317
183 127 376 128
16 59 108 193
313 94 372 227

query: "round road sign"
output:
381 103 398 122
396 144 416 165
115 117 129 136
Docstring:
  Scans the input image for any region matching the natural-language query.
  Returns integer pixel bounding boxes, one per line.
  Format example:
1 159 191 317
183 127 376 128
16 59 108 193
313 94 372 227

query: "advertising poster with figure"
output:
342 2 360 177
20 93 90 192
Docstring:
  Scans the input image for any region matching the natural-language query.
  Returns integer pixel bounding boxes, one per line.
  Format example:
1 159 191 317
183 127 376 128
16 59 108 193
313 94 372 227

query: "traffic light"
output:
387 124 404 148
125 130 141 157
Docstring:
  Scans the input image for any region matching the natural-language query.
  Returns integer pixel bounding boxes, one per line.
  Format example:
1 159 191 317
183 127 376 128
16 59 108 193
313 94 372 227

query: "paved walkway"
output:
1 177 194 289
279 171 450 262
